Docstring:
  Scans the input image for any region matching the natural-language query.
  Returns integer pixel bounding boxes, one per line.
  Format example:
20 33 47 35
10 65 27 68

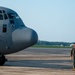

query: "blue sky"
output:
0 0 75 42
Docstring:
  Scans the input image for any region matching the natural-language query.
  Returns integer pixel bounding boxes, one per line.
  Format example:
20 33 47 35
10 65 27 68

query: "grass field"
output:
32 45 72 48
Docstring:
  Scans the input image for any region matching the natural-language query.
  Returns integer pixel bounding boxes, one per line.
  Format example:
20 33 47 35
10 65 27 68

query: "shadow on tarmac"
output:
4 59 73 70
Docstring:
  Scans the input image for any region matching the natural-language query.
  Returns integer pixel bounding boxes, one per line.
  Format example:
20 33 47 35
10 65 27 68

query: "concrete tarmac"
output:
0 48 75 75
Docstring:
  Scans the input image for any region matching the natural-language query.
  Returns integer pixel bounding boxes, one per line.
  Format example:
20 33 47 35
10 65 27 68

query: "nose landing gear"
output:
0 53 7 66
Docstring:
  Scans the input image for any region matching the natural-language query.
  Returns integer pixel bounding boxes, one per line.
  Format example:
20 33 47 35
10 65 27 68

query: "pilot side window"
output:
3 24 7 33
0 14 3 20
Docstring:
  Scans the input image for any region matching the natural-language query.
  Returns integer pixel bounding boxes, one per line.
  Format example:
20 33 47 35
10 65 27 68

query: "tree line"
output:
36 40 73 47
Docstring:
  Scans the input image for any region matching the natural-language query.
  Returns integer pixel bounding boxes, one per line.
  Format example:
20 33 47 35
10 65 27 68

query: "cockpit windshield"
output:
8 13 20 19
0 10 20 20
8 13 15 19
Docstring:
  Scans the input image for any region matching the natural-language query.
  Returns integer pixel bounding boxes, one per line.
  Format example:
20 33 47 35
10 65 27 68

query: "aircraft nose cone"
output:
29 29 38 46
12 28 38 49
25 28 38 46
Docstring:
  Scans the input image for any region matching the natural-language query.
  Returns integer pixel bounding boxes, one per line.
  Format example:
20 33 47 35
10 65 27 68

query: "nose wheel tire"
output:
0 53 6 66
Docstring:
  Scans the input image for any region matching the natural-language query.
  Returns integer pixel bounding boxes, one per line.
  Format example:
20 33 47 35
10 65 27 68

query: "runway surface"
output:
0 48 75 75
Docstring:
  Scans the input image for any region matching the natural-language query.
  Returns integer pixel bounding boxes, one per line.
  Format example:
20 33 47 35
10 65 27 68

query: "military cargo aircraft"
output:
0 7 38 65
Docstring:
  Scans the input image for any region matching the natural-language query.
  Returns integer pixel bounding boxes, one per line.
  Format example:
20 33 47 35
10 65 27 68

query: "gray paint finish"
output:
0 7 38 54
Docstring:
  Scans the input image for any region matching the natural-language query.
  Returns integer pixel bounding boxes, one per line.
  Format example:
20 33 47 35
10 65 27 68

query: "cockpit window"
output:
10 20 15 24
16 16 20 19
0 10 2 13
4 14 8 19
8 13 15 19
3 10 5 13
0 14 3 20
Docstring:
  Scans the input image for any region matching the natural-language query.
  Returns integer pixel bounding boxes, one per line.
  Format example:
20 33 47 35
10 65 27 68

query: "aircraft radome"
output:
0 7 38 65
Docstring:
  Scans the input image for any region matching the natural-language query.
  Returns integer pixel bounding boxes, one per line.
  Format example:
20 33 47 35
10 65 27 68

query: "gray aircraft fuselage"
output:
0 7 38 54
